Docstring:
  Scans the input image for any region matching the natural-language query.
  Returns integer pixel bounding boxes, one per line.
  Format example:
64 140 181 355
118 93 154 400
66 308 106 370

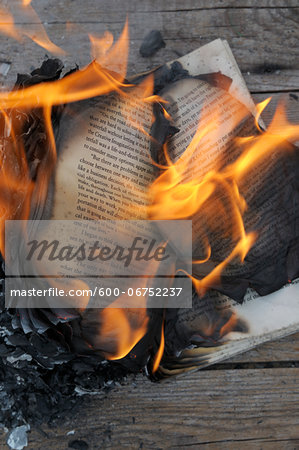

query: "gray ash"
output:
0 272 130 430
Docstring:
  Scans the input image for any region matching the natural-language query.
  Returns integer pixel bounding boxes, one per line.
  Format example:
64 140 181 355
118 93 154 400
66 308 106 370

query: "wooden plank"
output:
0 4 298 91
252 91 299 127
4 0 299 17
195 440 299 449
1 368 297 449
0 3 297 447
223 331 299 363
245 71 299 93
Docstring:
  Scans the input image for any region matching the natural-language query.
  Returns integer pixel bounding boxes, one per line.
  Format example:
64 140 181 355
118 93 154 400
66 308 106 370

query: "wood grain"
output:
253 91 299 125
1 367 297 449
0 2 298 448
4 0 299 16
0 2 298 91
223 331 299 363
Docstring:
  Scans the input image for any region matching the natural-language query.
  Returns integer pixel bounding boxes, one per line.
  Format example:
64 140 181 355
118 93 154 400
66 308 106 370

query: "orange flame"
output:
89 31 114 62
219 312 239 338
1 15 299 371
152 319 165 372
92 253 170 360
0 22 131 257
147 96 299 298
0 2 64 54
0 7 20 40
254 97 271 132
0 22 162 365
99 307 149 360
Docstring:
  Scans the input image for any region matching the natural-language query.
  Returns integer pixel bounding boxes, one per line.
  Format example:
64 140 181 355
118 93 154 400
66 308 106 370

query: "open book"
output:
29 39 299 373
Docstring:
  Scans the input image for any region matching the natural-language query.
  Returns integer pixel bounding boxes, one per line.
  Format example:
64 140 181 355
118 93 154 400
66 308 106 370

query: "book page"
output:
170 39 257 115
50 91 154 221
41 39 299 364
156 72 299 356
159 279 299 375
49 39 256 223
160 76 298 283
37 90 180 293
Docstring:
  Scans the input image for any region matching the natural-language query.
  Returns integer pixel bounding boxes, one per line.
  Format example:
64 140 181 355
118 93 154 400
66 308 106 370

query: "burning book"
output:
0 23 299 382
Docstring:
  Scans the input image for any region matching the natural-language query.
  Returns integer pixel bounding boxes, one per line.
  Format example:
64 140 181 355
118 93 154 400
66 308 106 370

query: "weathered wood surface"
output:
0 333 298 449
0 1 298 448
253 91 299 126
226 331 299 363
0 0 298 91
1 367 298 449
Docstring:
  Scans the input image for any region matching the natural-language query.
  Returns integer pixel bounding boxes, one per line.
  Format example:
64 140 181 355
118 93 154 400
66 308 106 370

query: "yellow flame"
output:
0 3 65 54
153 320 165 373
1 15 299 367
254 96 271 132
89 31 114 62
147 96 299 298
0 7 21 40
96 305 148 360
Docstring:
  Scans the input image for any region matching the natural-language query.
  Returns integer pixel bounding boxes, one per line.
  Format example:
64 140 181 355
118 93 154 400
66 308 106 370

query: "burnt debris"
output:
14 58 63 88
149 64 233 164
0 56 299 435
139 30 166 57
0 273 130 431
